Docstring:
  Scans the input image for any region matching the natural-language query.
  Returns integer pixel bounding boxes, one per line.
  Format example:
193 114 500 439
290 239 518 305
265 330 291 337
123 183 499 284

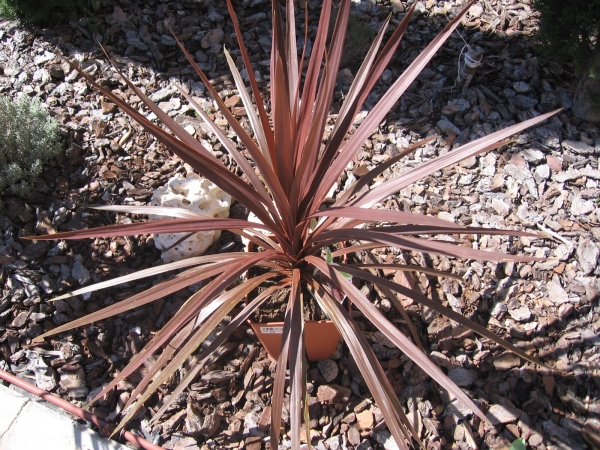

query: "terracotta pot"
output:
248 319 340 361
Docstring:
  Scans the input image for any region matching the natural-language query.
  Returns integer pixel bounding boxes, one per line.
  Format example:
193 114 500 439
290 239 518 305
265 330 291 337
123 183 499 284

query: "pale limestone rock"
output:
150 176 231 262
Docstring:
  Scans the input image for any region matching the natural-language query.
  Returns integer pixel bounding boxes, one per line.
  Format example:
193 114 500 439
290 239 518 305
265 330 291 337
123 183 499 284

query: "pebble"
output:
562 140 595 155
469 3 483 17
59 367 89 399
10 311 29 328
493 353 521 370
356 409 374 430
437 118 461 135
71 256 90 285
491 197 510 217
547 281 569 304
317 384 351 404
18 241 48 260
555 88 573 108
558 303 574 320
201 28 224 48
570 196 595 216
347 426 361 446
490 302 508 319
338 68 354 86
519 148 545 164
508 305 532 322
325 436 341 450
487 404 521 425
317 359 339 383
546 154 563 172
576 238 599 275
512 95 538 111
373 429 400 450
48 64 64 79
150 88 176 102
459 155 478 168
448 367 477 387
513 81 531 93
534 164 550 182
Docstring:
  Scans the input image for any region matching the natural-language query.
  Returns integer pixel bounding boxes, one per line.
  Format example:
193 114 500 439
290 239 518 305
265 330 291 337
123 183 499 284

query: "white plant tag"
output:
260 326 283 334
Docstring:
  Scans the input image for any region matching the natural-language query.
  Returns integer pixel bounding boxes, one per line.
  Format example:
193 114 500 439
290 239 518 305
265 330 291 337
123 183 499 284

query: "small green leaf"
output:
509 438 527 450
325 248 352 279
326 248 333 264
339 270 352 279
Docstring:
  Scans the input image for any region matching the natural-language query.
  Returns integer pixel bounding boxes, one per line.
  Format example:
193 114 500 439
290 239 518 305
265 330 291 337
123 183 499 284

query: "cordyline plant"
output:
30 0 558 447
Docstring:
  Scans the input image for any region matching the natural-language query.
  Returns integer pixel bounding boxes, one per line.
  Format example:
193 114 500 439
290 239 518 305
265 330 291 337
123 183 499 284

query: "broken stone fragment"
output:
59 366 89 399
447 367 477 387
317 384 352 404
150 175 232 262
184 403 203 437
576 238 599 275
493 353 521 370
25 350 57 391
317 359 339 383
200 410 221 437
486 403 521 425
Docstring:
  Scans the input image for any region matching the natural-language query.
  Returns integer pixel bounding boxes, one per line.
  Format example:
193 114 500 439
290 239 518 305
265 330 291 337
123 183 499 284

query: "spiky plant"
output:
31 0 558 447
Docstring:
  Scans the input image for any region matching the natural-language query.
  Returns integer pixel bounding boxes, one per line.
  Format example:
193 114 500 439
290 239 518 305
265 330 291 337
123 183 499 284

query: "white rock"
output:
150 176 231 262
491 197 510 217
577 238 599 275
570 196 595 216
534 164 550 183
458 174 475 185
504 164 532 181
437 211 455 222
552 243 573 261
547 281 569 304
555 167 600 183
469 3 483 17
480 153 496 176
520 148 544 164
150 87 176 103
508 305 531 322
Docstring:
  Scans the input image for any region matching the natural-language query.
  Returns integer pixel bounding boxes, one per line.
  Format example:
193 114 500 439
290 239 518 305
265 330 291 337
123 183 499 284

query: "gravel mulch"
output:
0 0 599 449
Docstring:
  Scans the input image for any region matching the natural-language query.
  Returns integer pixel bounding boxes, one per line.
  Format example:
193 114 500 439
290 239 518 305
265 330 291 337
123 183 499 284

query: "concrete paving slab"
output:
0 387 28 437
0 384 129 450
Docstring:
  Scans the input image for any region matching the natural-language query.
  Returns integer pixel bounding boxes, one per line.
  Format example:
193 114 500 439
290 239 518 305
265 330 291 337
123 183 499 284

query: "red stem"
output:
0 368 163 450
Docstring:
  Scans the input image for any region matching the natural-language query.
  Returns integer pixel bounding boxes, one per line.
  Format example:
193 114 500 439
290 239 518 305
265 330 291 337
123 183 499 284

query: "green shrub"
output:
0 96 60 199
0 0 106 25
533 0 600 75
